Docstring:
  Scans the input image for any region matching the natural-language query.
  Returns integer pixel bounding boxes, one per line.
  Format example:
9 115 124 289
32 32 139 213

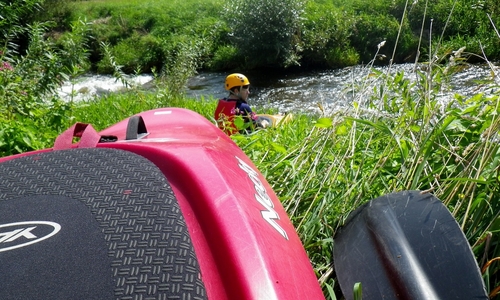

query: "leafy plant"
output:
0 1 90 155
208 44 243 70
99 32 162 73
301 1 359 67
0 20 89 117
0 0 42 37
224 0 305 68
3 0 500 299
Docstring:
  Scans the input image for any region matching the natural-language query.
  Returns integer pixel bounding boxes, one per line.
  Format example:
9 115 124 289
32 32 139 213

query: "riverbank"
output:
41 0 500 76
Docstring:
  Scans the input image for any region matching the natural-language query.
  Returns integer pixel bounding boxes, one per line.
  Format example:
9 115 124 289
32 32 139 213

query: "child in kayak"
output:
215 73 272 134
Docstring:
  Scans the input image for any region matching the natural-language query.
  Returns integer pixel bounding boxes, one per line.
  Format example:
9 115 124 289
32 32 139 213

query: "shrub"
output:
350 13 408 64
97 33 162 73
325 47 360 68
404 0 500 61
224 0 305 69
208 45 244 71
301 1 359 68
36 0 75 30
158 34 208 94
0 1 90 155
0 0 42 36
154 15 224 92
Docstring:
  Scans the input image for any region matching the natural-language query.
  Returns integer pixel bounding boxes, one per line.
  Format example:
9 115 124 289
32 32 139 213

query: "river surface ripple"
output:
58 63 499 115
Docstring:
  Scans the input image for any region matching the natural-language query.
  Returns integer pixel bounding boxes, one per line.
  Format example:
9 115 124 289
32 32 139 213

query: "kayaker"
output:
216 73 272 133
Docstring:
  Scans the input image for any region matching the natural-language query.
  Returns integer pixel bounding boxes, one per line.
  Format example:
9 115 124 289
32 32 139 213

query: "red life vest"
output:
214 99 239 135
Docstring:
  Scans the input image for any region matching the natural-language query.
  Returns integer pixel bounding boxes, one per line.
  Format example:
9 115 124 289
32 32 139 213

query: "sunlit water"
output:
58 63 499 115
57 74 154 101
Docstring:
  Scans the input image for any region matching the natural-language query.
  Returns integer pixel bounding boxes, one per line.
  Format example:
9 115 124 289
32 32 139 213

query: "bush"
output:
0 97 74 157
158 34 209 94
97 33 162 73
0 1 89 155
403 0 500 61
0 0 42 36
224 0 305 69
1 20 89 116
301 1 359 68
350 13 408 64
64 0 226 75
36 0 75 30
325 47 360 68
208 45 244 71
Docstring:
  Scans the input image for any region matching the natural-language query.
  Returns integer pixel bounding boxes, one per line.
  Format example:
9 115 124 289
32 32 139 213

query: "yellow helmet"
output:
225 73 250 90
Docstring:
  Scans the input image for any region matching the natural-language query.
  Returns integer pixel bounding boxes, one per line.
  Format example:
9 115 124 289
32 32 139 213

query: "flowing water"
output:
58 63 499 114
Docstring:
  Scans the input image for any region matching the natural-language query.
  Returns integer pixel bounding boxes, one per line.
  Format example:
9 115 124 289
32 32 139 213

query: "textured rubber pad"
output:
0 148 206 300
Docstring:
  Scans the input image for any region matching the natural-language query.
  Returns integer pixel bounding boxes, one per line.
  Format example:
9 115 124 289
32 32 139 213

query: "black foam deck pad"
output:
0 148 206 300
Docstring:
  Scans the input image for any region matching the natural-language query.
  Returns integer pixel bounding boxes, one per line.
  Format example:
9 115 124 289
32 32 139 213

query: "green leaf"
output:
353 282 362 300
315 117 333 128
410 124 420 132
271 142 287 154
336 124 349 135
234 116 245 130
22 135 33 147
325 280 337 300
400 139 410 160
445 119 467 132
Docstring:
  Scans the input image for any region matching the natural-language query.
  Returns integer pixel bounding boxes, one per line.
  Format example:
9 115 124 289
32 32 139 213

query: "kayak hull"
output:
98 108 319 299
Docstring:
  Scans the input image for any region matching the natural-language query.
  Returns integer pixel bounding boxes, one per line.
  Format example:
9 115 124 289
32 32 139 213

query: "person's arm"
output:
239 103 257 121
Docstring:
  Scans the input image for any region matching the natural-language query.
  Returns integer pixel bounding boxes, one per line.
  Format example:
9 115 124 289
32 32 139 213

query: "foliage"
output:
231 55 500 298
34 0 75 30
207 44 244 71
405 0 500 61
30 0 500 72
67 88 219 136
301 1 359 68
350 12 417 64
0 1 90 155
0 20 90 117
61 0 226 76
97 32 162 73
0 0 42 37
0 97 75 156
159 33 210 94
223 0 305 69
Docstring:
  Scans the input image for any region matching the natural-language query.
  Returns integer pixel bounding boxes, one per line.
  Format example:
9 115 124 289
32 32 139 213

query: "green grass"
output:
70 91 217 131
69 0 224 25
70 0 223 11
221 60 500 298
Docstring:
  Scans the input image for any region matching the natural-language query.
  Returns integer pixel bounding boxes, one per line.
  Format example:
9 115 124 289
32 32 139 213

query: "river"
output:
58 63 499 114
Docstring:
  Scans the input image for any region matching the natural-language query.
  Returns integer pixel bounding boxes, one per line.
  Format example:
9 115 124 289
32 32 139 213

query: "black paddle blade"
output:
333 190 488 300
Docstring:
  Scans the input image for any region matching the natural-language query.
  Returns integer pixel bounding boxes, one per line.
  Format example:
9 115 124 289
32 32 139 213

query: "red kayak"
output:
0 108 324 300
